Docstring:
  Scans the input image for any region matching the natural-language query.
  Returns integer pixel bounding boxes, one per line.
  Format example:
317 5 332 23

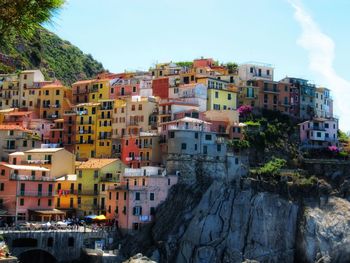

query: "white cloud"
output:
288 0 350 131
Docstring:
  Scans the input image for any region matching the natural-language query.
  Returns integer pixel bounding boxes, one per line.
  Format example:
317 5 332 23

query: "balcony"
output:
98 135 111 140
98 114 112 119
17 191 55 197
77 190 99 196
159 110 172 115
127 120 139 126
64 110 77 115
263 88 279 94
47 114 60 119
49 104 61 108
73 90 89 95
99 174 118 182
100 106 113 111
77 140 94 145
27 159 51 164
42 104 50 108
78 130 94 135
57 189 77 195
79 121 94 125
92 205 106 211
76 110 88 115
2 146 16 152
10 174 55 182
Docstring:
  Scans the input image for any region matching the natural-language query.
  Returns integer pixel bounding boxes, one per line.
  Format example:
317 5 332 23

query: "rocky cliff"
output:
121 173 350 263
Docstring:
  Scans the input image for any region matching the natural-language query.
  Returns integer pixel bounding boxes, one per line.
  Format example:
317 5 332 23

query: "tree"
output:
0 0 65 40
226 62 238 74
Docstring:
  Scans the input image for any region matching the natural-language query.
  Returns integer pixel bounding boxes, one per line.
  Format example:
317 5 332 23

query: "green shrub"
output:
256 158 287 177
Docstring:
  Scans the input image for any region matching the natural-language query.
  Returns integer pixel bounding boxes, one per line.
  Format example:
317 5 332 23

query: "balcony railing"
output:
49 104 61 108
79 121 94 125
78 130 94 134
57 189 77 195
10 174 54 181
77 190 99 195
17 191 55 197
77 140 94 145
263 88 279 93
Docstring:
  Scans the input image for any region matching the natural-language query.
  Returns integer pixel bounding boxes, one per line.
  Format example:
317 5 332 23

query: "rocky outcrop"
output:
121 178 350 263
297 197 350 263
175 182 298 263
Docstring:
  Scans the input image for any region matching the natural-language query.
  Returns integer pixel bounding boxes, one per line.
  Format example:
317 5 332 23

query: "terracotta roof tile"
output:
77 158 119 169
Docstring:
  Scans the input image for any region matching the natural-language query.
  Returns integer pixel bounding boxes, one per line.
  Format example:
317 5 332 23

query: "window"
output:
267 70 270 76
227 93 232 100
133 206 142 216
317 132 322 137
57 198 60 207
205 134 212 141
94 170 98 178
138 104 142 110
133 86 137 92
250 67 253 73
124 192 127 200
131 105 135 111
325 123 329 128
116 192 119 200
0 183 4 191
181 143 187 150
23 140 27 147
20 198 24 206
195 144 198 151
56 90 60 96
48 199 52 206
78 170 82 178
150 207 156 215
215 91 219 98
135 192 140 200
217 144 221 152
235 158 239 165
150 193 155 201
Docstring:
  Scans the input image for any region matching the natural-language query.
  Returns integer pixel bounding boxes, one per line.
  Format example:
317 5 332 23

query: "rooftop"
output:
0 124 29 131
56 174 77 181
76 158 119 169
25 148 64 153
1 163 50 171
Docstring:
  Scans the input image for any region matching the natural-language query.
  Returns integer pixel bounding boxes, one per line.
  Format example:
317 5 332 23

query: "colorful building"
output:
39 83 72 120
75 158 125 217
106 166 177 231
299 118 339 148
55 174 77 218
0 125 40 162
0 152 62 222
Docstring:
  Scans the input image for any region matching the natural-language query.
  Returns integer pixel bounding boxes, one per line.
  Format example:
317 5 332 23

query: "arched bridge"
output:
0 229 116 262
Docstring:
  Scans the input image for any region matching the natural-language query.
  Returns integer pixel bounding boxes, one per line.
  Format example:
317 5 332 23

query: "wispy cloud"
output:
288 0 350 131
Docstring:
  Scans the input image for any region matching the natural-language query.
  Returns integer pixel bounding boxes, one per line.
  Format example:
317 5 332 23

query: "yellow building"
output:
96 100 113 158
0 73 20 109
55 174 77 218
24 148 75 178
75 158 125 217
39 84 72 120
112 96 158 139
89 79 110 102
197 77 238 111
75 102 99 160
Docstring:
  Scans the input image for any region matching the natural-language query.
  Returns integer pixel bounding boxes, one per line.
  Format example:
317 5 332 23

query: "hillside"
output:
0 27 104 85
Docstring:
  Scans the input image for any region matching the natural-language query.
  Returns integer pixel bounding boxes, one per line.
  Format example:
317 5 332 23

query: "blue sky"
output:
47 0 350 130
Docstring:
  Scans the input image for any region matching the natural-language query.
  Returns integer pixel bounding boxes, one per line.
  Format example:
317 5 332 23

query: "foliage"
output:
339 151 349 159
175 61 193 68
238 105 253 118
338 130 349 143
255 158 287 177
0 27 104 85
225 62 238 74
0 0 65 41
228 139 250 150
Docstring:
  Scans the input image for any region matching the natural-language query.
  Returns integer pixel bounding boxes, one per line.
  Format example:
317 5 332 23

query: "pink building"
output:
3 110 33 129
0 152 61 223
106 166 177 231
109 78 140 99
299 118 339 148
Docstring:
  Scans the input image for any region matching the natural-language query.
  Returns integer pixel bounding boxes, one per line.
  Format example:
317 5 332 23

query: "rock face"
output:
123 253 157 263
174 182 299 263
297 197 350 263
122 179 350 263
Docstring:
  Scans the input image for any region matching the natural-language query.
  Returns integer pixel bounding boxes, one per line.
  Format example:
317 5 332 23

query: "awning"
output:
29 209 65 215
95 215 106 220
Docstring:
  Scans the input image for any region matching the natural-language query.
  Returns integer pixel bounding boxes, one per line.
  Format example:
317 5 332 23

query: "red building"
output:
120 136 141 168
109 78 140 99
193 58 214 68
152 78 169 99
